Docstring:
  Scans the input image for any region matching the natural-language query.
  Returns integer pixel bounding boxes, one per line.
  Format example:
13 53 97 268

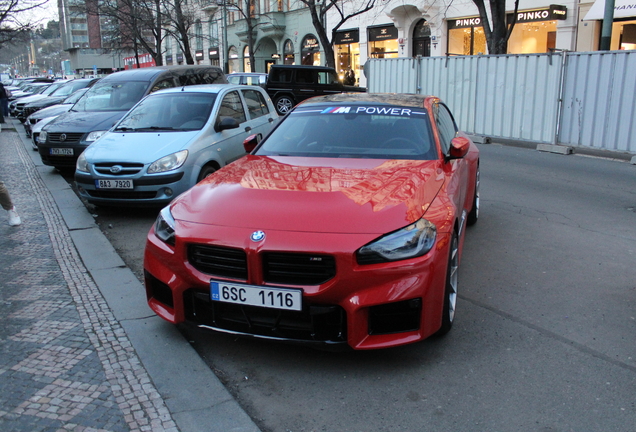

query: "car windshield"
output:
51 80 89 97
114 92 217 132
72 80 148 112
63 88 89 104
256 105 438 160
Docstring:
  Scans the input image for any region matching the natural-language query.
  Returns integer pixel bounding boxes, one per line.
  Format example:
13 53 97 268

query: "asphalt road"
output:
82 143 636 432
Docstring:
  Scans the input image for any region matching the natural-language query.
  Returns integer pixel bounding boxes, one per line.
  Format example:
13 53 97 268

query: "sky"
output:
21 0 60 27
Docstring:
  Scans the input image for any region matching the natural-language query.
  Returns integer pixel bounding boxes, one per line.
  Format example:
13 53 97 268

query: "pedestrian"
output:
0 180 21 226
0 82 8 122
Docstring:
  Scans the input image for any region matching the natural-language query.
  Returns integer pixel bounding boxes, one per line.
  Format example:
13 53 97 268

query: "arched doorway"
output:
228 46 240 73
412 19 431 57
301 34 321 65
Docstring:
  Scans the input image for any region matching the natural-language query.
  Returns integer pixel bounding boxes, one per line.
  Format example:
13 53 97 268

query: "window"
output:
317 71 338 84
242 89 269 119
295 69 314 84
208 20 219 45
195 20 203 50
150 79 174 93
217 91 247 124
435 103 458 155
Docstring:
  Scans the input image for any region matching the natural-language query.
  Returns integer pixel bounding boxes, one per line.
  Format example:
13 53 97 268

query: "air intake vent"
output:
188 244 247 280
263 252 335 285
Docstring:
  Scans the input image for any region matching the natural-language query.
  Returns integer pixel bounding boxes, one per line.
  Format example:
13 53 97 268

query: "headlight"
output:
76 152 88 172
147 150 188 174
357 219 437 264
154 206 176 246
39 130 47 142
86 130 107 142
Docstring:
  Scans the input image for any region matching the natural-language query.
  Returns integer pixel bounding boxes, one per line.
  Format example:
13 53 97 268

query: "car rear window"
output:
256 105 437 160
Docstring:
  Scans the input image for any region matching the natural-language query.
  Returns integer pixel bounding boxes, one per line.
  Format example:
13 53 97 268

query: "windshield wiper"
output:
114 126 137 131
135 126 176 131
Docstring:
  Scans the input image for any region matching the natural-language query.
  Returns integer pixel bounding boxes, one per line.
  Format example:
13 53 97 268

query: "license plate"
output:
211 281 302 311
95 179 133 189
50 148 73 156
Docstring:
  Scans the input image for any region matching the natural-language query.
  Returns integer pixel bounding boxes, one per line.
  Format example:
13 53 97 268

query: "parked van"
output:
38 65 226 169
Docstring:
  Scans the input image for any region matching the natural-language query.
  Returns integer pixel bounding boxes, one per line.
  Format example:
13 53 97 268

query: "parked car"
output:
38 65 227 170
228 72 267 87
74 84 278 206
8 83 54 113
21 78 99 121
26 88 90 146
13 81 70 121
143 93 480 350
265 65 366 115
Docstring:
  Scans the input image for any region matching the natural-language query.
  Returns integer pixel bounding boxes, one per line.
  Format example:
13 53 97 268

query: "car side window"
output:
270 69 292 83
242 89 269 119
150 78 174 93
296 69 314 84
318 71 338 85
435 103 458 155
217 91 247 124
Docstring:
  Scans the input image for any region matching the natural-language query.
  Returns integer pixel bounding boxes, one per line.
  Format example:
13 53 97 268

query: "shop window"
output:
507 21 558 54
612 21 636 50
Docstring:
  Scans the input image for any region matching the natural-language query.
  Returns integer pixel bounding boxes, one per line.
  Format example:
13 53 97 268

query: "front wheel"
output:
434 231 459 337
275 95 294 115
197 165 217 182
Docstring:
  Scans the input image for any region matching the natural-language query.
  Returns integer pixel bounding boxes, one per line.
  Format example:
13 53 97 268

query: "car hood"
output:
31 104 71 120
45 110 126 133
84 130 199 163
27 96 65 108
16 94 46 104
171 155 445 234
32 116 58 133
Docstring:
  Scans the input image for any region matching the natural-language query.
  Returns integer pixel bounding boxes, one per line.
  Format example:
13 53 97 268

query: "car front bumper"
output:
143 220 452 350
75 171 187 207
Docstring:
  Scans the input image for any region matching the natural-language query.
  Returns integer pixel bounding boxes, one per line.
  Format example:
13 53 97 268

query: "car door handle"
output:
245 126 252 132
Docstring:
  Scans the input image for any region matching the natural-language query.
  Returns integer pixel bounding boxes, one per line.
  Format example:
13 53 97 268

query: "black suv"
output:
265 65 365 115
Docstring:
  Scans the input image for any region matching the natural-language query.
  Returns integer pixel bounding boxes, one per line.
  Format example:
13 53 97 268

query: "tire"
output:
435 231 459 337
197 164 217 182
274 95 294 115
467 165 480 226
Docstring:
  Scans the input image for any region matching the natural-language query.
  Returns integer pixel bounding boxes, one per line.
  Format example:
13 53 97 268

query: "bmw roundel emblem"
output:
250 231 266 242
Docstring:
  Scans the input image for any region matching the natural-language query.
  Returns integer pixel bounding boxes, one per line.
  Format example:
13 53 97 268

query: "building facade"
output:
67 0 634 85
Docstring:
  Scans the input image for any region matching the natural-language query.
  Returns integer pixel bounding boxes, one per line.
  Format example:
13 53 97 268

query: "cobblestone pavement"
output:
0 129 179 432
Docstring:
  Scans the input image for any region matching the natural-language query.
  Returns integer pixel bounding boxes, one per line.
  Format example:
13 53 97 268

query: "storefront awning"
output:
583 0 636 20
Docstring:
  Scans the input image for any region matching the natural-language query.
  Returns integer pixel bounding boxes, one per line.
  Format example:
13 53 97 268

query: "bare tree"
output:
472 0 519 54
0 0 49 47
97 0 164 66
224 0 267 72
298 0 377 68
162 0 202 64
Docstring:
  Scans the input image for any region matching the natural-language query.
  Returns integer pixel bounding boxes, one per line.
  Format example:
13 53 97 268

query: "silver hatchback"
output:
75 84 278 206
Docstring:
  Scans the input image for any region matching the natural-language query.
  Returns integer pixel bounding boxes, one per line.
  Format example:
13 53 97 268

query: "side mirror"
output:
243 133 261 153
448 136 471 159
215 117 240 132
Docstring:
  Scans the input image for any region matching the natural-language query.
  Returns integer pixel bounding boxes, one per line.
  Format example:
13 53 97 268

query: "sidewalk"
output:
0 119 260 432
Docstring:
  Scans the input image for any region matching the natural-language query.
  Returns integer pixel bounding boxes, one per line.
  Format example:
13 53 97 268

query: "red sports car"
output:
144 93 480 350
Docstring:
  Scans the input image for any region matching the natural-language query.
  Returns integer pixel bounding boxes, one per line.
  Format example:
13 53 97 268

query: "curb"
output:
11 118 261 432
